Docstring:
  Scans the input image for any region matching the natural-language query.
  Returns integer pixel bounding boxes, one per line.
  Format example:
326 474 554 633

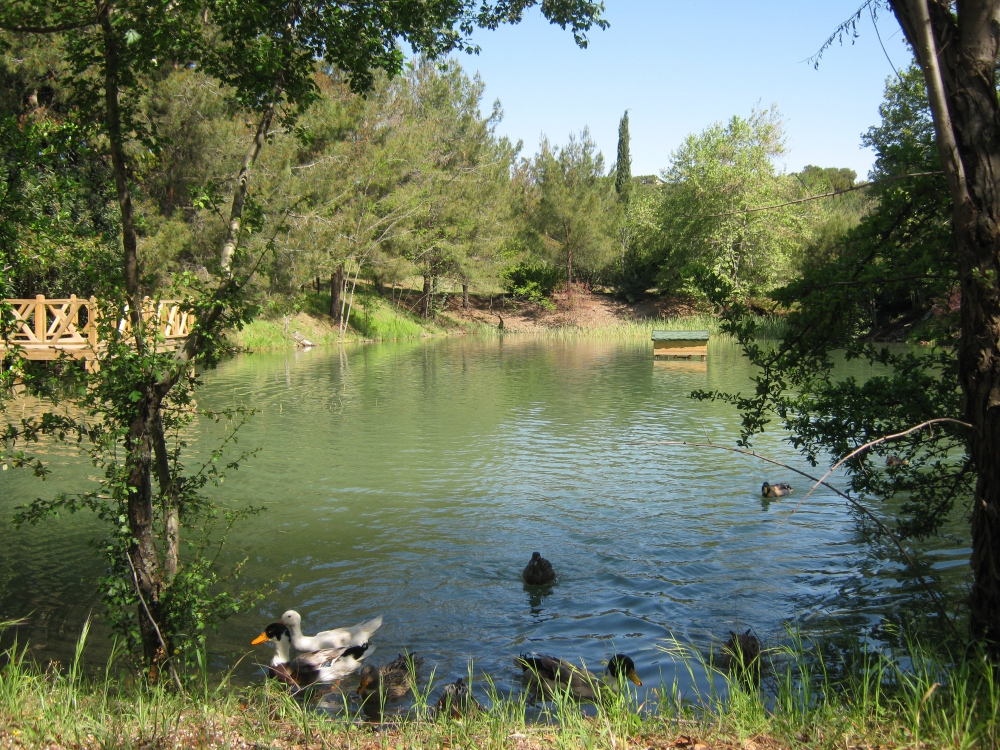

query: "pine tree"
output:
614 110 632 202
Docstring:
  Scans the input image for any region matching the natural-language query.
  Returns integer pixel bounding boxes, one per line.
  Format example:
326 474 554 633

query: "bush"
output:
499 261 562 303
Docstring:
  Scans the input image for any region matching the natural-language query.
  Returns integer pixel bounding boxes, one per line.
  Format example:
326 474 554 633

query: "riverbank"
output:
228 285 783 351
2 628 994 750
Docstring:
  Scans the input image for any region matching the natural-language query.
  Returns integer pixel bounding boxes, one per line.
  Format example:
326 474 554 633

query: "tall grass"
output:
477 314 786 342
348 292 442 341
2 618 997 750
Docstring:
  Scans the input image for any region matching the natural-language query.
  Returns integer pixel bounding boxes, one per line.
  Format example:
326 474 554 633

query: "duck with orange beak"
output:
251 622 375 690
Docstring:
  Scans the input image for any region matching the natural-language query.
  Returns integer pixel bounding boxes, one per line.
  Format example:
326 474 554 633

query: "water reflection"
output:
0 336 970 706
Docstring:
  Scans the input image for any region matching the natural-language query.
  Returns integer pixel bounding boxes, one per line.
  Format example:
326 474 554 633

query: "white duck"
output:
280 610 384 652
252 622 376 689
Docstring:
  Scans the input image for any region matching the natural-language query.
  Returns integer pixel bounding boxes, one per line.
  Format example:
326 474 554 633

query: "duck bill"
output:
251 632 270 645
627 669 642 686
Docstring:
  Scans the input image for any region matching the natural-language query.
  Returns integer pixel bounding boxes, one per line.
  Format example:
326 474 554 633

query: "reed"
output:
477 314 786 342
2 617 996 750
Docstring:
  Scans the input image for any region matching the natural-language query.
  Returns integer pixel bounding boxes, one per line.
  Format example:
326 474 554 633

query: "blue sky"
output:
456 2 911 179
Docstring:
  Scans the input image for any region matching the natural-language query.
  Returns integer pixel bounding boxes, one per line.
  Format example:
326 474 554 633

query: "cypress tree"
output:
614 110 632 202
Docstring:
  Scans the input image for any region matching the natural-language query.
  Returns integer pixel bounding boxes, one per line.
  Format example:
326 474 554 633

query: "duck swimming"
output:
761 482 792 498
522 552 556 585
251 622 375 690
515 653 641 702
280 610 383 652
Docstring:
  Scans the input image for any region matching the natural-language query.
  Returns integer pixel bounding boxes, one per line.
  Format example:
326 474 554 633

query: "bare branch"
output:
788 417 973 518
635 438 960 632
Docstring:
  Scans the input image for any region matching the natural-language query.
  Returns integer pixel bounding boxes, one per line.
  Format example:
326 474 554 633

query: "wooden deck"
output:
1 295 194 369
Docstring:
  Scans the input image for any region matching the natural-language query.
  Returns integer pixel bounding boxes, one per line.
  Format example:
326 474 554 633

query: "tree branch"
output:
634 438 960 632
680 172 943 218
894 0 969 204
0 18 97 32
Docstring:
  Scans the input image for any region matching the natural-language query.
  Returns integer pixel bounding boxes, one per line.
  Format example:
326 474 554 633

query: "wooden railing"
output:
1 295 194 366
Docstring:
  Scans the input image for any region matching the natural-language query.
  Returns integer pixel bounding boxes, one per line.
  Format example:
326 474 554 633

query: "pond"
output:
0 336 970 704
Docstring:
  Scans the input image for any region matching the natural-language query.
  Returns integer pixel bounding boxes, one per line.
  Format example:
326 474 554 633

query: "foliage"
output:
0 0 606 671
695 66 966 542
522 129 616 290
499 260 563 304
656 107 803 299
614 110 632 202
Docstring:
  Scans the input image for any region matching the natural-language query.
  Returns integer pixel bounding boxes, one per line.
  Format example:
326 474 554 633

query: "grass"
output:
2 618 997 750
228 294 786 351
228 294 445 351
471 314 787 342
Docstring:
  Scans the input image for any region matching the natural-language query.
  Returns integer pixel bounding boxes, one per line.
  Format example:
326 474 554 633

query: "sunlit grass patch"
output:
3 617 998 750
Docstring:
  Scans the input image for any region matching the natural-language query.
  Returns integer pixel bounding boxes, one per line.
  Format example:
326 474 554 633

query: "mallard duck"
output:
522 551 556 585
251 622 375 690
435 677 481 719
514 653 641 702
761 481 792 498
280 610 383 652
357 652 424 701
357 653 425 720
885 454 909 467
722 628 761 675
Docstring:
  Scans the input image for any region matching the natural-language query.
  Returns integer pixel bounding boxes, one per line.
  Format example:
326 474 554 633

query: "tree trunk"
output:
98 3 141 327
891 0 1000 647
220 103 276 275
315 276 320 293
567 246 573 298
126 398 168 665
462 283 469 310
421 274 431 319
151 412 179 579
99 2 166 664
330 264 344 326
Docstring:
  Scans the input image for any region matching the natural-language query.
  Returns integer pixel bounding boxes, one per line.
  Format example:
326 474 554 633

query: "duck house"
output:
651 330 709 360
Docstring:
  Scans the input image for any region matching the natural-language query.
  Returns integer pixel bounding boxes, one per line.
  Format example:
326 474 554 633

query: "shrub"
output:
499 261 562 303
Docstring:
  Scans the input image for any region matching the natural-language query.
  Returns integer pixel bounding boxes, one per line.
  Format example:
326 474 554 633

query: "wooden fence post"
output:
88 297 99 350
34 294 45 343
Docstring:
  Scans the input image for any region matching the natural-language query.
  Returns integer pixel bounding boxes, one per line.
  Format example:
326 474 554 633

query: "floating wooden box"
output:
651 330 709 360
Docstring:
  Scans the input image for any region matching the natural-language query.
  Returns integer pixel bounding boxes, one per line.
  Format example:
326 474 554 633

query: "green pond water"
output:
0 336 970 703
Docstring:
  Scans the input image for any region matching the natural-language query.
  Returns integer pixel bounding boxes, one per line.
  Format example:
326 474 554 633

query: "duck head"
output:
251 622 293 665
280 610 302 632
357 664 378 696
607 654 642 686
251 622 291 645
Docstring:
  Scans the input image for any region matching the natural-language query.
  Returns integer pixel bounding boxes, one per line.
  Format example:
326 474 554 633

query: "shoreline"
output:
227 288 764 352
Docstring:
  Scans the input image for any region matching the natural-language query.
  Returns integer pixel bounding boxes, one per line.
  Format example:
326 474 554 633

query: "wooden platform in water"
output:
651 329 709 360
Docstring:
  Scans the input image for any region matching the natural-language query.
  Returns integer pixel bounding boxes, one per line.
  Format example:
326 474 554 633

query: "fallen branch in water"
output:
786 418 972 524
632 438 959 634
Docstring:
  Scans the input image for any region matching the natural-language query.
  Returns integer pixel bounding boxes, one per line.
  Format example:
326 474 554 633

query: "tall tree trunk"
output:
462 283 469 310
220 103 276 275
421 274 431 319
125 398 167 665
98 2 140 327
567 246 573 298
99 1 166 665
891 0 1000 647
331 264 344 326
151 412 179 579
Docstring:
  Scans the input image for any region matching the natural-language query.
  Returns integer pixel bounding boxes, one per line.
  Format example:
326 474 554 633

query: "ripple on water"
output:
0 337 970 702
